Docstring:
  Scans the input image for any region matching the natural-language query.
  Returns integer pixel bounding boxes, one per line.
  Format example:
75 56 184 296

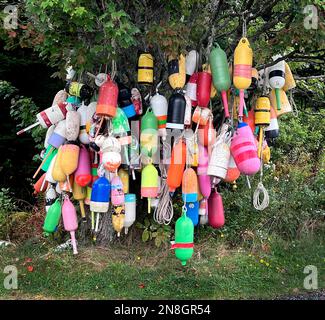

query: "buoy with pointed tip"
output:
43 198 61 235
16 102 69 135
62 196 79 254
209 43 231 117
233 37 253 118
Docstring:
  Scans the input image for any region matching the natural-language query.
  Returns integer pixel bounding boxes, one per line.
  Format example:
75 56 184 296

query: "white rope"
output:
253 160 269 210
153 141 173 225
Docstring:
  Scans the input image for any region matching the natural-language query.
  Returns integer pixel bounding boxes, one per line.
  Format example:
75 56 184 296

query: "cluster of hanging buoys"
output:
21 30 296 263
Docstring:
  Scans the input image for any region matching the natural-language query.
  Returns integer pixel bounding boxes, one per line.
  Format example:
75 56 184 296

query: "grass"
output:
0 233 324 300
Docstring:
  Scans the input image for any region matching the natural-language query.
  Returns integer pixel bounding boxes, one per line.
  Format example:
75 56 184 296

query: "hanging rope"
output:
289 90 299 117
253 159 269 210
153 140 173 225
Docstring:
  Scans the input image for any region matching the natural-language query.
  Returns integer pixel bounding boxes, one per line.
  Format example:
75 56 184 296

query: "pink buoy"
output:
111 176 125 206
197 145 211 199
75 145 91 187
208 191 225 229
230 122 260 175
62 196 78 255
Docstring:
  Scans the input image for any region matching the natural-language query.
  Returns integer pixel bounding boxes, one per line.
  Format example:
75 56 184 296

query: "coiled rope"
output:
153 141 174 225
253 160 269 210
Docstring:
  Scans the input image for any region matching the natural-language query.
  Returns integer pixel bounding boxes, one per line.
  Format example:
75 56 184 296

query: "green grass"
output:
0 233 324 300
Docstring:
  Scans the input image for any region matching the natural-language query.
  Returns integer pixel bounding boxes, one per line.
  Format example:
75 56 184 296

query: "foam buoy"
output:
208 190 225 228
230 122 260 175
209 43 231 117
233 37 253 118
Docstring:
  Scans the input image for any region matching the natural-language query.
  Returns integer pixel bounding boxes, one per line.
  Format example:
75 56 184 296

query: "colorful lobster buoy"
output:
66 110 81 141
224 156 240 183
255 97 271 158
186 73 198 107
33 173 48 194
140 108 158 158
265 107 280 141
150 92 168 140
96 75 118 118
197 145 211 199
141 163 158 213
209 43 231 118
60 142 80 188
77 103 90 144
207 141 230 180
267 56 285 110
233 37 253 118
17 102 69 135
198 119 216 147
243 109 256 134
208 190 225 229
283 62 296 91
166 91 186 130
62 196 79 255
118 82 136 119
185 50 199 82
52 146 67 182
270 89 292 117
230 122 260 175
182 168 198 203
43 198 61 235
111 175 125 236
124 194 136 234
131 88 143 115
196 71 212 108
167 140 186 193
74 146 91 187
118 168 129 194
138 53 154 85
90 175 111 233
168 54 186 89
95 135 121 172
172 209 194 266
